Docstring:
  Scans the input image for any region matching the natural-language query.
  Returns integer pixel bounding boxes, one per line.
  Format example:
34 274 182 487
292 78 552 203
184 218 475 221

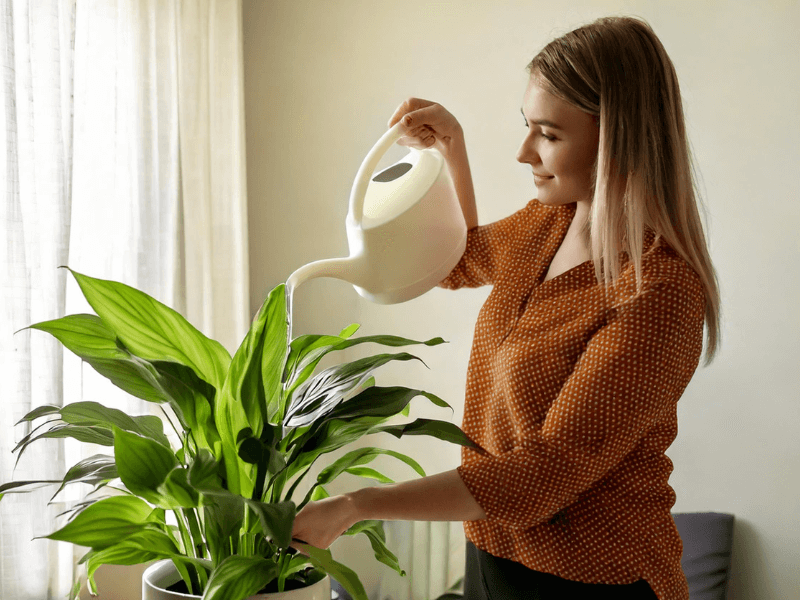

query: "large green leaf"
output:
282 332 445 418
260 285 289 425
155 363 220 457
157 466 200 509
51 454 118 500
345 520 405 576
43 495 160 549
0 479 61 498
325 385 451 422
214 287 288 496
15 404 61 423
298 416 386 458
202 555 280 600
65 268 231 390
316 447 425 486
61 401 169 447
299 447 424 508
26 314 173 405
296 544 367 600
113 426 178 504
284 353 425 428
376 418 479 449
343 466 394 484
81 527 180 579
244 499 296 549
13 424 114 468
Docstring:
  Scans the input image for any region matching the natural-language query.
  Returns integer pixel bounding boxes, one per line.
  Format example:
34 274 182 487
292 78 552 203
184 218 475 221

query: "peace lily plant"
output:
1 268 476 600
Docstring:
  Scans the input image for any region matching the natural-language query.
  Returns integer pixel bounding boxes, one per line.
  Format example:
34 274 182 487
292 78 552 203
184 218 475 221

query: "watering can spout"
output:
286 256 367 296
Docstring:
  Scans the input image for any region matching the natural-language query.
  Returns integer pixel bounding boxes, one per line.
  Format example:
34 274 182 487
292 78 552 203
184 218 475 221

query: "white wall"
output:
243 1 800 599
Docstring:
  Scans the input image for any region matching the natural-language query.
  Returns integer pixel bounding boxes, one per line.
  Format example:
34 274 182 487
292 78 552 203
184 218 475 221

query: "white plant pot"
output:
142 559 332 600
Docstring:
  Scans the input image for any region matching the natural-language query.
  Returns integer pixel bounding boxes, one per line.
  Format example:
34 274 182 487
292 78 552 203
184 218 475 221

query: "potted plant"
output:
1 268 476 600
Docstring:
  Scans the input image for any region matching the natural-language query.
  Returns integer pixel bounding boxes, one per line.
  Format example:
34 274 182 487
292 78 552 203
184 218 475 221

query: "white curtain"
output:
0 0 249 597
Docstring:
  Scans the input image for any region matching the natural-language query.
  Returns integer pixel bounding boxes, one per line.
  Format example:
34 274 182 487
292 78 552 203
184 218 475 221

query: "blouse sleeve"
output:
456 275 706 530
437 205 530 289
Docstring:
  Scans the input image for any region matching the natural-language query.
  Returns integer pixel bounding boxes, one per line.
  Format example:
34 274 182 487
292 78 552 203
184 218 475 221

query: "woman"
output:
291 16 720 600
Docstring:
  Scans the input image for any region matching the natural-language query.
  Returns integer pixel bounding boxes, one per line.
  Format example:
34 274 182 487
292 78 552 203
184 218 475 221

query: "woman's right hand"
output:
388 98 464 158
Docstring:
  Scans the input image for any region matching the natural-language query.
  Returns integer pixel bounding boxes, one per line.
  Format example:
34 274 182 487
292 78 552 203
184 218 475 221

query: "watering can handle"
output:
348 121 407 225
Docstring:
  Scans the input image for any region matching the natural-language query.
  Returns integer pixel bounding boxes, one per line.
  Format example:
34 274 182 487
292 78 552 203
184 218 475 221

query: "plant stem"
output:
175 510 195 558
242 505 251 556
174 511 201 593
184 508 206 559
160 405 184 455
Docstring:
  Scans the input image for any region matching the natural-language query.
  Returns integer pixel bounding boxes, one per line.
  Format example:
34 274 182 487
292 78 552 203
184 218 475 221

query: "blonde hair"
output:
528 16 721 364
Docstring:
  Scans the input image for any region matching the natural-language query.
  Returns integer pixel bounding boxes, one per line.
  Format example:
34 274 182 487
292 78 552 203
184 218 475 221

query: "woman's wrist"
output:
344 485 374 524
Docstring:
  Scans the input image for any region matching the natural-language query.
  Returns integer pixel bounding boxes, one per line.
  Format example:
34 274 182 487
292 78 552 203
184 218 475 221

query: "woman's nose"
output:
516 136 538 165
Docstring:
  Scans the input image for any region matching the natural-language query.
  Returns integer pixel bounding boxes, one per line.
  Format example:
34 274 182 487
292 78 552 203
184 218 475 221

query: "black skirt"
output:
463 540 659 600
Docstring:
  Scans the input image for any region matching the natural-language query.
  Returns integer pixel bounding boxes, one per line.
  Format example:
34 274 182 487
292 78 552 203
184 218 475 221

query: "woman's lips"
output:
534 174 554 185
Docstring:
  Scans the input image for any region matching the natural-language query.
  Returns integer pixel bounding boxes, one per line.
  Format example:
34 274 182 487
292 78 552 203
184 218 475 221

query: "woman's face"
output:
517 75 600 207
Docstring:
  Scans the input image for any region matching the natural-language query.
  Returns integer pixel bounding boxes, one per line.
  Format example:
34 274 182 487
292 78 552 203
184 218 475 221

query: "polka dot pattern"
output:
438 200 704 600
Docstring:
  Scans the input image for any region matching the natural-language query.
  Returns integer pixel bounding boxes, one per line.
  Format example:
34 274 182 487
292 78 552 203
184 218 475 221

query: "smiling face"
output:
517 75 600 208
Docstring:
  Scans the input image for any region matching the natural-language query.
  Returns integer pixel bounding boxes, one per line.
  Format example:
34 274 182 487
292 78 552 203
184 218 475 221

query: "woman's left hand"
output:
290 494 360 551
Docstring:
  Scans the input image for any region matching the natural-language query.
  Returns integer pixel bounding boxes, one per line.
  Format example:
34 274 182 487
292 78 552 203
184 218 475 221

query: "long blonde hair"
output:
528 16 721 364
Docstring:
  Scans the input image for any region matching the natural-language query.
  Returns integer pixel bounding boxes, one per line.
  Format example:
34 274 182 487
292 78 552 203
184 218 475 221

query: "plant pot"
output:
142 559 332 600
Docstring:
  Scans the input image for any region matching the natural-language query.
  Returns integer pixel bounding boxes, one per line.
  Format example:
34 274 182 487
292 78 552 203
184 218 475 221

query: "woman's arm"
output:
349 468 486 522
442 130 479 230
290 469 486 550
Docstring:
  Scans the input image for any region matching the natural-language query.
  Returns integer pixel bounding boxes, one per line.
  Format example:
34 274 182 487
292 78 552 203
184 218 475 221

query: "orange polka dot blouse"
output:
438 200 705 600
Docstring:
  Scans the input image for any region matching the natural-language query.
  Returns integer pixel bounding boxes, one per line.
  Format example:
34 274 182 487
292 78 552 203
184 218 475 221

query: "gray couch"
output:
672 512 735 600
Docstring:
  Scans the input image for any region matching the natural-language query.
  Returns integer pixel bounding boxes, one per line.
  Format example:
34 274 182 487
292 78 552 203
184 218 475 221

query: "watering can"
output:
286 120 467 304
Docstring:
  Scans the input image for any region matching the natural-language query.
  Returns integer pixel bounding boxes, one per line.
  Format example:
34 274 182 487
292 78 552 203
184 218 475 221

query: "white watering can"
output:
286 120 467 305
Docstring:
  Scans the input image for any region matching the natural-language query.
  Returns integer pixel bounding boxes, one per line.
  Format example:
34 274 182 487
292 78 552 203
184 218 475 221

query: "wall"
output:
242 1 800 599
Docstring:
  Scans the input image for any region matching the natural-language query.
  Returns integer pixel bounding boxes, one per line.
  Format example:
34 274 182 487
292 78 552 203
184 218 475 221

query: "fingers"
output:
388 97 436 127
289 539 311 557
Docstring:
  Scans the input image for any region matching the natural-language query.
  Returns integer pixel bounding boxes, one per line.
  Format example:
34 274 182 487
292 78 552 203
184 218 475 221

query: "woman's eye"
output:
541 133 556 141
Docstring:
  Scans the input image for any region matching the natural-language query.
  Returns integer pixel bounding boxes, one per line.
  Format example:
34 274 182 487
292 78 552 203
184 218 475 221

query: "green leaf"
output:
343 466 394 484
282 331 445 416
158 466 200 508
113 426 178 503
61 401 170 447
43 495 159 549
26 314 175 406
296 544 367 600
326 386 451 423
156 364 220 457
14 424 114 468
202 555 280 600
82 527 180 579
316 447 425 486
344 520 405 576
310 485 330 501
65 268 231 390
15 404 61 424
244 500 296 548
218 285 287 448
259 284 289 425
299 416 385 458
51 454 118 500
339 323 360 338
284 352 426 428
0 479 61 496
376 418 478 449
188 449 221 490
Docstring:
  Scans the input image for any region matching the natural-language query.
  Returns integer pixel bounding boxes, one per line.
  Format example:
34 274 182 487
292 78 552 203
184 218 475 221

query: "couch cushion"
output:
672 512 735 600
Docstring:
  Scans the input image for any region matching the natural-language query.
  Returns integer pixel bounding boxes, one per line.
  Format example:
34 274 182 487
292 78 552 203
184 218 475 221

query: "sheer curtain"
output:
1 1 249 598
